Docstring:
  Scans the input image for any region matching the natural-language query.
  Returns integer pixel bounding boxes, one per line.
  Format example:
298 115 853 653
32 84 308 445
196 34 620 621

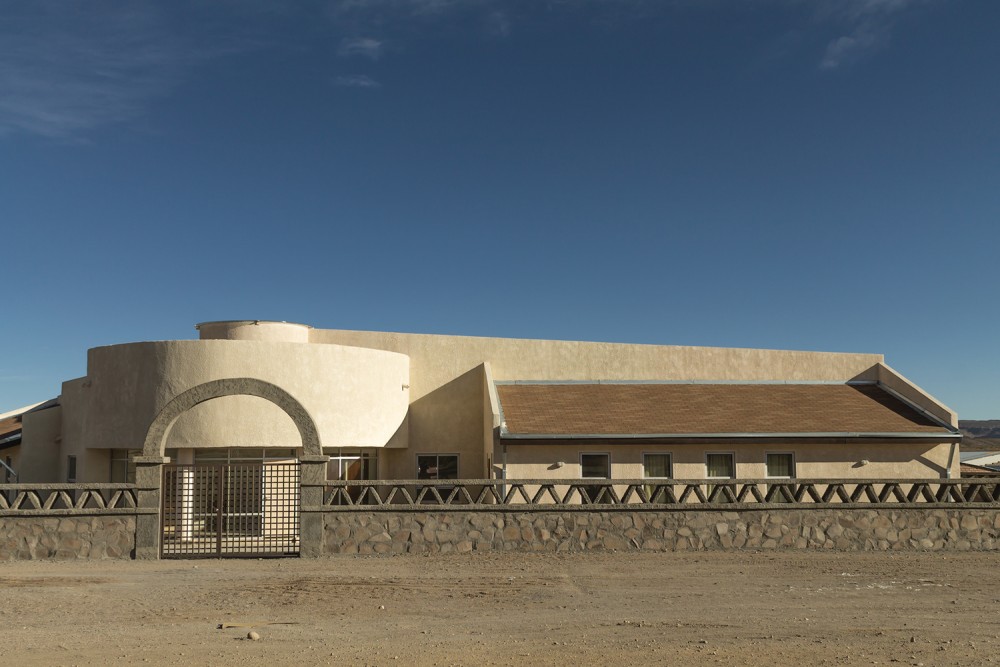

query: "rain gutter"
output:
500 431 961 441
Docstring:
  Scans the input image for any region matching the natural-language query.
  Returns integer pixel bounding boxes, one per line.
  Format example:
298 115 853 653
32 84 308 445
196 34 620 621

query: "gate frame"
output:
133 378 327 559
160 461 302 559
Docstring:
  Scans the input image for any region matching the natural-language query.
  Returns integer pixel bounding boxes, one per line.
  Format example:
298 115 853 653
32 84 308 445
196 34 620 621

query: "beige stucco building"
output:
2 320 962 484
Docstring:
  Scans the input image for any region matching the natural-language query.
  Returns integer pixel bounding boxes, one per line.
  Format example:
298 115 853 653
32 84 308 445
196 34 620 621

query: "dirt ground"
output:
3 551 1000 666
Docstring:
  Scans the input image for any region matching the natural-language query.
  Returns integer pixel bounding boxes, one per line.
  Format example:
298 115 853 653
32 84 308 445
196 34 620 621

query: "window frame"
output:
642 452 673 480
326 448 379 481
641 451 673 503
705 451 736 480
66 455 77 483
109 448 140 484
765 451 796 479
192 448 299 465
580 452 611 479
415 453 460 480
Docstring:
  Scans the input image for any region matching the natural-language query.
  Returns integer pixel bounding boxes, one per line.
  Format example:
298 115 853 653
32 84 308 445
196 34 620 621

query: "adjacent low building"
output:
6 320 962 484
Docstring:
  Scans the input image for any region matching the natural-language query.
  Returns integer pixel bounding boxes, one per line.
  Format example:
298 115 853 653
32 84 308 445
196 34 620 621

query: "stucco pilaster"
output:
133 455 167 559
299 455 329 558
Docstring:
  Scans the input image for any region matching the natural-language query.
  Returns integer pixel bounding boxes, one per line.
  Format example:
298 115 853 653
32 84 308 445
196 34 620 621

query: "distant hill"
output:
960 420 1000 438
959 420 1000 452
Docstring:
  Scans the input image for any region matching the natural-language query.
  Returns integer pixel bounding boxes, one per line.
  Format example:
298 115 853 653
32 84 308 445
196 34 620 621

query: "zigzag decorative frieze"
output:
0 486 138 515
319 478 1000 511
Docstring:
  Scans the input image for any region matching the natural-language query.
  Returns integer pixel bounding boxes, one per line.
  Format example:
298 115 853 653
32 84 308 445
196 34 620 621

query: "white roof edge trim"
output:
0 398 59 421
875 382 958 432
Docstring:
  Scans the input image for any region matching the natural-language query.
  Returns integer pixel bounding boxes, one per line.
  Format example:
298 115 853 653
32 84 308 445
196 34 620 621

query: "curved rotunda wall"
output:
167 395 302 450
68 339 409 452
196 320 311 343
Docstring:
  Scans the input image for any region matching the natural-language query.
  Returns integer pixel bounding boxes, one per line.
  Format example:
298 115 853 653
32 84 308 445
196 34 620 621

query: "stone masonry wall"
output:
322 509 1000 555
0 516 136 560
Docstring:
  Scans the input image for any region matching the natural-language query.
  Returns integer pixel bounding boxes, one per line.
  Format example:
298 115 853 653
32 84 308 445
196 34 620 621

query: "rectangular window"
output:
193 449 227 464
327 449 378 481
416 454 459 480
110 449 140 483
706 453 735 479
766 452 795 478
643 453 672 502
3 456 11 483
643 453 672 479
193 448 298 465
580 453 611 504
581 453 611 479
66 455 77 483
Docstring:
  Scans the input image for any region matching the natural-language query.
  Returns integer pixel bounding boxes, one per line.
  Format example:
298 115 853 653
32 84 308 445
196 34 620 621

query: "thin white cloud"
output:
328 0 496 27
332 0 478 15
820 27 881 70
0 1 275 140
329 0 935 70
486 10 511 37
334 74 383 88
338 37 384 59
0 0 938 140
816 0 927 70
846 0 919 19
0 3 189 139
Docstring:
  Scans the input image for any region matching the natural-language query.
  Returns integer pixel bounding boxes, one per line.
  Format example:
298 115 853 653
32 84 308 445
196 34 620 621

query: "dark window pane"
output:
643 454 671 478
417 455 437 479
437 455 458 480
706 454 734 478
581 454 610 479
766 453 794 478
417 455 458 480
110 461 128 483
230 448 265 461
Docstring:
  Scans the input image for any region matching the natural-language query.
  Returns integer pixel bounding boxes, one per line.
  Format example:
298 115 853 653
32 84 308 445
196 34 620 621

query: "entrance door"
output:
161 462 300 558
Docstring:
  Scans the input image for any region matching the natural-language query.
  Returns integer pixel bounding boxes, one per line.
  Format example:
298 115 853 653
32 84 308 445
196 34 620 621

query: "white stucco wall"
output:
60 339 409 454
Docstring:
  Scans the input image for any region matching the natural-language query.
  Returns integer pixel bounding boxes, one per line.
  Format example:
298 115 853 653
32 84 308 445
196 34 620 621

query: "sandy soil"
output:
3 551 1000 666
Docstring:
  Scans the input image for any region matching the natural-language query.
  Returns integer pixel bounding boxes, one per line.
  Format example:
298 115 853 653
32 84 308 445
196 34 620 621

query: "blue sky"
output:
2 0 998 418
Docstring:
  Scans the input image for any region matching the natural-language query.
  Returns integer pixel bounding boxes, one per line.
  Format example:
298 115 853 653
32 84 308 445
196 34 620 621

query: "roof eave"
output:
500 431 961 441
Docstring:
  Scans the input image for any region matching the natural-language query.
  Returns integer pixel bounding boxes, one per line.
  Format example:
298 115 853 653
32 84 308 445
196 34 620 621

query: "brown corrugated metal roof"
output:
496 383 953 437
0 415 22 451
0 415 22 439
961 463 1000 477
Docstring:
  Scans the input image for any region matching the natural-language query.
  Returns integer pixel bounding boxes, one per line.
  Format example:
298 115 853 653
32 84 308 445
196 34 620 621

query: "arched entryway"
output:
142 378 322 459
142 378 322 558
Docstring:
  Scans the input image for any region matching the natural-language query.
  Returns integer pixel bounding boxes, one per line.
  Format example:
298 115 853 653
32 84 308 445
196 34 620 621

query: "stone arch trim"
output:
141 378 322 458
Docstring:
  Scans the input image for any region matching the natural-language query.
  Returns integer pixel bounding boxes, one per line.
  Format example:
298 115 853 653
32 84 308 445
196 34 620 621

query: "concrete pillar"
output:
133 455 168 560
177 468 194 541
299 454 329 558
175 449 194 541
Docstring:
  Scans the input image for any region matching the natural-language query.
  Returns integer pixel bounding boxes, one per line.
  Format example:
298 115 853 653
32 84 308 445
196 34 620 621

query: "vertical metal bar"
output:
155 461 301 558
160 466 167 559
216 464 223 557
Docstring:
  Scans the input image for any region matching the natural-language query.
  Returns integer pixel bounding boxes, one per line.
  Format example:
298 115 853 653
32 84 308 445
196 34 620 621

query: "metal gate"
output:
161 462 300 558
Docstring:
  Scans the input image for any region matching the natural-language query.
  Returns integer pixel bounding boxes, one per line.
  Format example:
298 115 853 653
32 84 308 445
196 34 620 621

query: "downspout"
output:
502 441 507 480
945 442 957 479
501 441 507 501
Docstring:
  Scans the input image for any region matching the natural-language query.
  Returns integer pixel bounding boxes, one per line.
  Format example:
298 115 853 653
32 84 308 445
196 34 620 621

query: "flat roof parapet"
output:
195 320 313 343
